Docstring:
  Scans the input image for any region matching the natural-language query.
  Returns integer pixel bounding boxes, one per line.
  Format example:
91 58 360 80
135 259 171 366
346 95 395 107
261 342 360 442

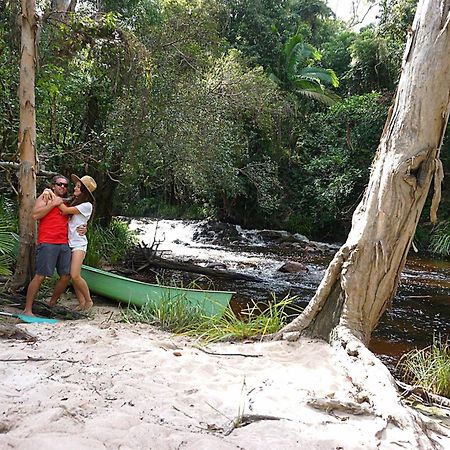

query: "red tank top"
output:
37 207 69 244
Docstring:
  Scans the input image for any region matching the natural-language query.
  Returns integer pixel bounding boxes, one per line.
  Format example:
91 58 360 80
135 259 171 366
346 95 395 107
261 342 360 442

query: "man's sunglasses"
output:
54 182 68 188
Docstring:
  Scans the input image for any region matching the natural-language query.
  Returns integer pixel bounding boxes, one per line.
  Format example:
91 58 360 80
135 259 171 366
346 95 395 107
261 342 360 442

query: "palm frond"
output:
0 208 18 275
267 72 282 85
299 67 339 88
295 87 340 106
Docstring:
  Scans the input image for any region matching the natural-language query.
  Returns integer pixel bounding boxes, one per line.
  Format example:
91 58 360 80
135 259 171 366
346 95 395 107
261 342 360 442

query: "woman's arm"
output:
33 191 63 220
58 203 80 215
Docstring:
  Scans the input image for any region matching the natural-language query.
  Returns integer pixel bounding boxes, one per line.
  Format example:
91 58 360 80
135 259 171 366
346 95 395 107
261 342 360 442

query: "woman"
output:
55 174 97 310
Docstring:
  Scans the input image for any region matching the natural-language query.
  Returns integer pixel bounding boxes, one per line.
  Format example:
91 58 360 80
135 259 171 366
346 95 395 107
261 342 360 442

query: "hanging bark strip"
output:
278 1 450 345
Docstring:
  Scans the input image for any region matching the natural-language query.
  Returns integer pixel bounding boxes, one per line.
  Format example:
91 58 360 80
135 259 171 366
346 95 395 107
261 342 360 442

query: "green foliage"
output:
2 0 425 240
286 92 389 239
430 222 450 257
188 296 303 343
345 27 398 94
221 0 335 70
0 3 20 163
0 197 18 276
121 294 302 342
116 47 287 223
270 33 340 105
397 336 450 399
84 219 137 267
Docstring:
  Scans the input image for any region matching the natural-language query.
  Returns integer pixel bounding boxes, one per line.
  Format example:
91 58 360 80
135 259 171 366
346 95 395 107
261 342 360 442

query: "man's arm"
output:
32 192 63 220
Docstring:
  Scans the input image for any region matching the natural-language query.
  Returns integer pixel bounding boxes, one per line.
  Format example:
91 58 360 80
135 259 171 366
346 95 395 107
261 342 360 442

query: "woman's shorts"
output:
71 245 87 253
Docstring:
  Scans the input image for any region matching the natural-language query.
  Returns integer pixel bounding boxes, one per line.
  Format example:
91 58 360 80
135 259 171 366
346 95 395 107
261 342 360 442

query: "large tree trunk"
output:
280 0 450 346
276 5 450 446
10 0 39 290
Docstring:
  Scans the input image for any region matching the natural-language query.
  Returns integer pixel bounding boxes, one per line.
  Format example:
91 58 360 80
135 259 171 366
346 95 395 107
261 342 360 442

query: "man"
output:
23 175 74 315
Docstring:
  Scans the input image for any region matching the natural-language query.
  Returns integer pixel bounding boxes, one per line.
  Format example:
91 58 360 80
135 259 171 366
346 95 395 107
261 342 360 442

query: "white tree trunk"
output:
280 0 450 345
276 5 450 446
12 0 39 289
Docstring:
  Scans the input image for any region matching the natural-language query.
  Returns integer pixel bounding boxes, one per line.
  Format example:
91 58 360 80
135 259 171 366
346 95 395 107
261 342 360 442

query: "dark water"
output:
128 219 450 369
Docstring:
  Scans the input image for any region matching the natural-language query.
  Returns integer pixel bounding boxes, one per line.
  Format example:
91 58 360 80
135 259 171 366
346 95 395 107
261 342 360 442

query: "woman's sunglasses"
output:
54 182 68 188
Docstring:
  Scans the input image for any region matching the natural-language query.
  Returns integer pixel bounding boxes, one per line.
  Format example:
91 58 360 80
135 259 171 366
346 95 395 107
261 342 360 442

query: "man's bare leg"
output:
48 274 71 307
23 275 46 315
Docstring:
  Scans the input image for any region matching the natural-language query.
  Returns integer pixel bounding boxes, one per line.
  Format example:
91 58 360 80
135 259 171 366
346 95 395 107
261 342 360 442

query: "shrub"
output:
84 218 137 267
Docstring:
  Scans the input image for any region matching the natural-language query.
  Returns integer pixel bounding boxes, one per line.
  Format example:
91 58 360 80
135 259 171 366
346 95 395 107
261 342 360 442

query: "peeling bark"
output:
10 0 39 290
280 0 450 345
276 3 450 447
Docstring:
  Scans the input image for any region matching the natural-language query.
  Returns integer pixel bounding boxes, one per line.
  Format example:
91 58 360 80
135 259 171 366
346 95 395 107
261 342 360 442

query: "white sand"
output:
0 304 448 450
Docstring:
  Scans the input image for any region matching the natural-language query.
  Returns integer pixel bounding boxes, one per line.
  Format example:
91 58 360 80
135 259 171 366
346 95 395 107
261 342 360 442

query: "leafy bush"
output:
84 218 137 267
285 92 390 240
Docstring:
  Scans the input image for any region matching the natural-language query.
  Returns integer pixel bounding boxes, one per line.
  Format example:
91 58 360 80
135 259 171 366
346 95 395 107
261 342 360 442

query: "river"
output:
127 218 450 369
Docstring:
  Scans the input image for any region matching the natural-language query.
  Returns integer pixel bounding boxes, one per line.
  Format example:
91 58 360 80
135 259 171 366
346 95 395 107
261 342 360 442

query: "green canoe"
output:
81 265 235 317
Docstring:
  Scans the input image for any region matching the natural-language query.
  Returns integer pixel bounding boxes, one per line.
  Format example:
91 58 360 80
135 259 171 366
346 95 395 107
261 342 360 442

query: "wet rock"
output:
278 261 309 273
257 230 291 241
193 221 240 244
257 230 310 245
292 233 309 243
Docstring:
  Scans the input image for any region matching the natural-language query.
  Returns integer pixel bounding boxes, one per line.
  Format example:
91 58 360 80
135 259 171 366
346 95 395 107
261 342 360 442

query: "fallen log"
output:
134 243 262 282
137 255 262 282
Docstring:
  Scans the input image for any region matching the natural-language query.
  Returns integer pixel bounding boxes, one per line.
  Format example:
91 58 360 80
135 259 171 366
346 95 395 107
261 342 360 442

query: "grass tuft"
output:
120 294 205 333
121 293 302 342
397 336 450 399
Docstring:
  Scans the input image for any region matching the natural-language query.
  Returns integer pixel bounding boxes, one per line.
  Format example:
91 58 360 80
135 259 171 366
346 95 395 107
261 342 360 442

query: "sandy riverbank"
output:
0 302 448 449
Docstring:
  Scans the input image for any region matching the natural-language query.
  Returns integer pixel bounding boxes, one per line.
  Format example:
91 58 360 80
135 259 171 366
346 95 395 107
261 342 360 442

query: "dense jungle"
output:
3 0 449 249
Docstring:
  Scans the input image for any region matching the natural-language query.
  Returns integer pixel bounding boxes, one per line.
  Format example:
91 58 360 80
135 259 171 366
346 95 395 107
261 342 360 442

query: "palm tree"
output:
270 33 340 105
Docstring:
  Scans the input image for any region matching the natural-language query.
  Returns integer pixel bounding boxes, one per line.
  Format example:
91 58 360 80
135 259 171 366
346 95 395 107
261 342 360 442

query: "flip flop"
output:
0 311 59 324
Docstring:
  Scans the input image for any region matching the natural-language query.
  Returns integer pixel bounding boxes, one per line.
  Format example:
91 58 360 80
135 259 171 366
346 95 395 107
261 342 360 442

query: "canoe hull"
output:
81 265 234 317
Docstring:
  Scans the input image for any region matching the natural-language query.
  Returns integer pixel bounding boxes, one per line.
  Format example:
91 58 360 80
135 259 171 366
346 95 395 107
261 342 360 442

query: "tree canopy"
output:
3 0 447 247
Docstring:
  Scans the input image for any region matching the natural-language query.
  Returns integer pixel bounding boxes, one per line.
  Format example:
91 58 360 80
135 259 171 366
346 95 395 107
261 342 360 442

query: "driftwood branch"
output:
136 243 262 282
0 323 36 341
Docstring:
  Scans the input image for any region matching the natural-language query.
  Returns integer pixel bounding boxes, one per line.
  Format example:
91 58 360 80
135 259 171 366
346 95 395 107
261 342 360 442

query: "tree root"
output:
306 398 373 415
0 322 36 341
223 414 285 436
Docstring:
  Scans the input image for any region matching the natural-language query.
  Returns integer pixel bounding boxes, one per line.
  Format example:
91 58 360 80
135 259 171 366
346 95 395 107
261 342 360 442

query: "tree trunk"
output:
10 0 39 290
275 5 450 446
280 1 450 346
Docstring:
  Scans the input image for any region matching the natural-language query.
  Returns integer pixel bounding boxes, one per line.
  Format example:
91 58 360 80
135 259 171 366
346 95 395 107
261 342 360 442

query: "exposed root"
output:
307 398 373 416
0 323 36 342
274 246 348 339
331 326 449 449
223 414 285 436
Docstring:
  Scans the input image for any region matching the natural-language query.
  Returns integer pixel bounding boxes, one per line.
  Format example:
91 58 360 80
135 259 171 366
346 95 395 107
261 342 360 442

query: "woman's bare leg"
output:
70 250 93 309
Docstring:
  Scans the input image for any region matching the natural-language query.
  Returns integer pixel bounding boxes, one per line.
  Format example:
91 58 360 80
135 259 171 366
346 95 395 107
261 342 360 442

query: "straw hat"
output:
71 174 97 200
